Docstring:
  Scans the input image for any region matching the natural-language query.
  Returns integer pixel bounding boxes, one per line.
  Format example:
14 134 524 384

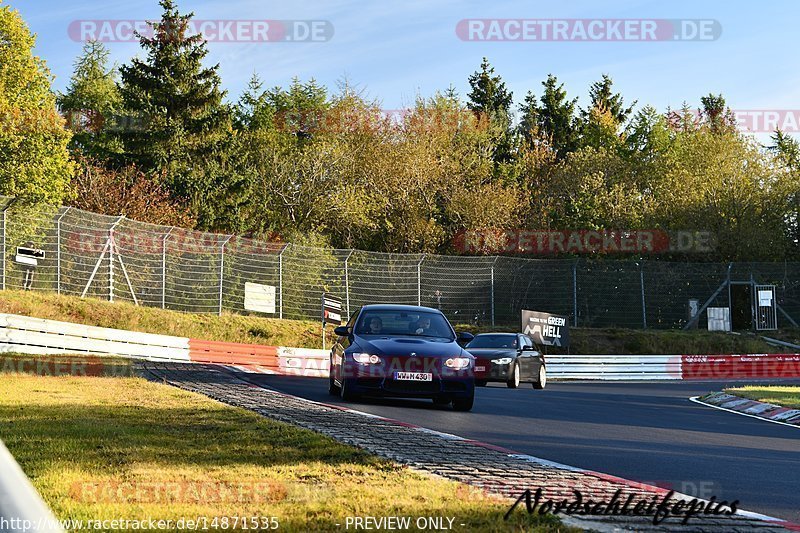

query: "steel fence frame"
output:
0 197 798 329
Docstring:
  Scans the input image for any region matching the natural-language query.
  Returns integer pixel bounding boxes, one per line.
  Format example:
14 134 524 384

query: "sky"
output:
10 0 800 136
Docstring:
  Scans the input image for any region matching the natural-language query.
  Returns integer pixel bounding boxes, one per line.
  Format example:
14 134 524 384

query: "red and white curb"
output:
690 393 800 429
230 370 799 531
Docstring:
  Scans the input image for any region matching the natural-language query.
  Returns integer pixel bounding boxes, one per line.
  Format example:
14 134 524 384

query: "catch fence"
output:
1 197 799 329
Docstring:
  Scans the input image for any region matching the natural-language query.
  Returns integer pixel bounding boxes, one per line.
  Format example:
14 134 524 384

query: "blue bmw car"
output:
329 304 476 411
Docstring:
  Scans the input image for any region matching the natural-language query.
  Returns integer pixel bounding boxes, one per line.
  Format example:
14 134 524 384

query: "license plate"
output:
394 372 432 381
475 366 486 372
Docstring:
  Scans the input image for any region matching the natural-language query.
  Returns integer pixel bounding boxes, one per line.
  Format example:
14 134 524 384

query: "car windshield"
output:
355 310 455 340
466 334 518 349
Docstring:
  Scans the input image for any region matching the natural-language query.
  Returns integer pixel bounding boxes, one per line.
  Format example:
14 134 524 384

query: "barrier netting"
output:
1 197 798 329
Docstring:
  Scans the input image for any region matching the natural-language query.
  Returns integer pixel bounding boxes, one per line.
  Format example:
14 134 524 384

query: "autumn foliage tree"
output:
0 3 74 203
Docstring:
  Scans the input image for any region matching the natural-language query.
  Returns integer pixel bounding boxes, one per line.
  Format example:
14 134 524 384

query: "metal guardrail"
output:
0 313 328 376
2 313 799 380
761 336 800 351
546 354 682 380
0 439 64 532
0 313 191 361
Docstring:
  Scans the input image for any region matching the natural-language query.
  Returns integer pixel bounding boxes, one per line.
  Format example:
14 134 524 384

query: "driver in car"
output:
367 316 383 334
414 316 433 335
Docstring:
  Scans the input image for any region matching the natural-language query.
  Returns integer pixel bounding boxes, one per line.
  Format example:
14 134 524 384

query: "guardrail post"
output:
162 227 174 309
219 235 233 316
344 250 353 318
108 216 124 302
278 244 288 319
640 262 647 329
417 254 426 306
55 207 70 294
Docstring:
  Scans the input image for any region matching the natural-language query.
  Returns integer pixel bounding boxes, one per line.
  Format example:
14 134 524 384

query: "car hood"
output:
354 336 468 358
466 348 517 359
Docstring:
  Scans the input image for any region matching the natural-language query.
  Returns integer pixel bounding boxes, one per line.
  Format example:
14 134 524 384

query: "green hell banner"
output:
521 310 570 347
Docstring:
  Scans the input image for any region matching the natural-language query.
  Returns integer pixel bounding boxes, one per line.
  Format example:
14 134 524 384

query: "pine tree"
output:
585 74 635 124
699 93 736 134
467 58 513 122
118 0 230 202
234 73 273 130
517 90 540 144
467 58 514 167
58 40 122 160
770 130 800 171
537 74 579 158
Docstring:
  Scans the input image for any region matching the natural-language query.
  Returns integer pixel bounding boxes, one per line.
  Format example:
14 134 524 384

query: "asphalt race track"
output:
243 375 800 522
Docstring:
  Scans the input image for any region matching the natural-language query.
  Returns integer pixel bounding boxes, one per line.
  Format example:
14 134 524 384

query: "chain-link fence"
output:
1 197 799 329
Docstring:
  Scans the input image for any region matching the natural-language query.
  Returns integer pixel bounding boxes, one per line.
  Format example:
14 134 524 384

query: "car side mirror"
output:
521 345 535 351
333 326 350 337
456 331 474 346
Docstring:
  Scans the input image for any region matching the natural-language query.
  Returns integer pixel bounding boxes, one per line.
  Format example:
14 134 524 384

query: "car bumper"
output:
342 375 474 399
474 360 512 382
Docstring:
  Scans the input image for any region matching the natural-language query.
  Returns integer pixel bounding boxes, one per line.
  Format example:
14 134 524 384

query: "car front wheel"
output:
506 361 520 388
532 365 547 390
328 368 340 396
340 377 358 401
452 395 474 411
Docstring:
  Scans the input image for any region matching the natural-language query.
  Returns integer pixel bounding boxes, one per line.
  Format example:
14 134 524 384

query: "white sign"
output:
14 255 37 266
707 307 731 332
758 290 773 307
244 282 276 314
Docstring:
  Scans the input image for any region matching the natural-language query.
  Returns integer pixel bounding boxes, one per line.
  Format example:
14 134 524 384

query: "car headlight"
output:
445 357 471 370
352 353 381 364
492 357 513 365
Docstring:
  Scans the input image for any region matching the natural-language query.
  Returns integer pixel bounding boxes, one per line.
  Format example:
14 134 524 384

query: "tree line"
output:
1 0 798 260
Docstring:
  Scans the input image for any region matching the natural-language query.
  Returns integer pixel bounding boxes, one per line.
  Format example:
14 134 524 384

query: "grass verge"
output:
0 368 569 532
0 289 324 348
723 386 800 409
0 288 787 354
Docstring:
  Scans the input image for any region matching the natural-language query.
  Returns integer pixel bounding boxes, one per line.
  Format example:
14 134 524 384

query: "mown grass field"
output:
724 386 800 409
0 367 570 532
0 289 788 354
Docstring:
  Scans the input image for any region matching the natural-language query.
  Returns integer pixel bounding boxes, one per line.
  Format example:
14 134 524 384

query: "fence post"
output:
1 206 6 291
55 207 70 294
344 250 353 318
108 216 124 302
572 260 578 327
417 254 426 306
162 227 174 309
278 244 288 319
727 262 733 322
640 262 647 329
218 235 233 316
490 257 498 326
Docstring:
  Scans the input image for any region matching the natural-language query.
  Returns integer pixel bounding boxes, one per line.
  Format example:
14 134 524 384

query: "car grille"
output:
383 379 441 394
356 378 382 388
443 381 467 393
